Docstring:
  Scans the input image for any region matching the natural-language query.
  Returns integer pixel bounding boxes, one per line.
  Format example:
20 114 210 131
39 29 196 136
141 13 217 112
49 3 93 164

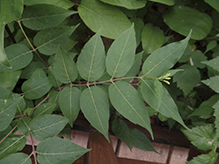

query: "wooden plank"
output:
117 157 161 164
87 130 118 164
70 130 89 148
118 142 170 164
168 146 189 164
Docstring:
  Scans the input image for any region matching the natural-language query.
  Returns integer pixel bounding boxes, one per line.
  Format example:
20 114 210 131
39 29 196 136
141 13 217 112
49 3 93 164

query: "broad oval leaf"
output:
34 25 79 56
0 153 31 164
0 97 22 131
99 0 147 9
204 0 219 13
80 86 110 141
140 79 187 128
148 0 174 5
78 0 131 39
24 0 74 9
163 6 212 40
106 24 136 78
77 30 105 82
36 138 90 164
59 87 81 127
141 23 165 54
0 135 26 160
141 31 191 78
22 4 76 30
29 114 68 141
0 0 23 67
53 47 78 84
0 44 33 72
109 81 153 137
32 103 56 118
0 70 21 91
21 69 52 100
18 117 32 136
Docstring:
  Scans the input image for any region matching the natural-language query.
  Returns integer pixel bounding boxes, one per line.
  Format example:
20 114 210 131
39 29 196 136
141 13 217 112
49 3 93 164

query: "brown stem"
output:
30 132 38 164
0 125 18 144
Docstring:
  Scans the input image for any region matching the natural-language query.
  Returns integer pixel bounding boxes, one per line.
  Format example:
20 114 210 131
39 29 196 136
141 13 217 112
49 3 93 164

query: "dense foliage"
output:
0 0 219 163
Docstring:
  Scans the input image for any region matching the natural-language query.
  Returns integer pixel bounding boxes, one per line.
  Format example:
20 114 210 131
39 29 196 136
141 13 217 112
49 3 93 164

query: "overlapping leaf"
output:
106 24 136 78
53 47 78 84
140 79 187 128
187 151 218 164
77 30 105 82
80 86 110 141
22 4 76 30
32 103 56 118
141 31 191 78
0 97 22 131
78 0 131 39
148 0 174 5
29 114 68 141
21 69 52 100
59 87 81 127
109 81 153 137
213 101 219 139
204 0 219 13
202 56 219 72
202 75 219 93
0 71 21 91
0 0 23 67
99 0 147 9
36 138 90 164
0 153 31 164
34 25 79 55
163 6 212 40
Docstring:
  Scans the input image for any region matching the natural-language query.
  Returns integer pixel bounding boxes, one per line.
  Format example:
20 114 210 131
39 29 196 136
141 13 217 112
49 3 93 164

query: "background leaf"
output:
213 101 219 139
36 138 90 164
21 69 52 100
29 114 68 141
106 24 136 78
109 81 153 137
77 30 105 82
53 47 78 84
78 0 131 39
99 0 147 9
0 153 31 164
204 0 219 13
22 4 76 30
202 56 219 72
80 86 110 141
141 31 191 78
59 87 81 127
187 151 218 164
202 75 219 93
163 6 212 40
141 23 165 54
148 0 174 5
0 97 22 131
0 71 21 91
34 25 78 55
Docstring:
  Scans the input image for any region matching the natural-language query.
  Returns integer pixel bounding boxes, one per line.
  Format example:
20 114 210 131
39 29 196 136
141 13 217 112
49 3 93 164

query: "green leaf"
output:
112 119 156 152
32 103 56 118
80 86 110 141
22 4 76 30
109 81 153 137
77 30 105 82
36 138 90 164
202 75 219 93
148 0 174 5
182 124 217 151
34 25 79 55
0 153 31 164
78 0 131 39
106 24 136 78
0 86 10 99
141 23 165 54
163 6 212 40
0 135 26 160
53 47 78 84
21 69 52 100
0 97 22 131
0 44 33 72
0 70 21 91
141 31 191 78
99 0 147 9
202 56 219 72
24 0 74 9
18 117 31 136
29 114 68 141
59 87 81 127
204 0 219 13
173 65 201 96
205 40 217 53
187 150 218 164
213 100 219 139
0 0 23 67
154 80 164 110
191 50 207 69
140 79 187 128
130 18 144 46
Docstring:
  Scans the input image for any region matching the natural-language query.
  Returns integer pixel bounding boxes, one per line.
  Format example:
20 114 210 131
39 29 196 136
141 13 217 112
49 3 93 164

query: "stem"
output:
17 20 49 68
30 132 38 164
5 25 17 43
33 96 49 111
0 125 18 144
